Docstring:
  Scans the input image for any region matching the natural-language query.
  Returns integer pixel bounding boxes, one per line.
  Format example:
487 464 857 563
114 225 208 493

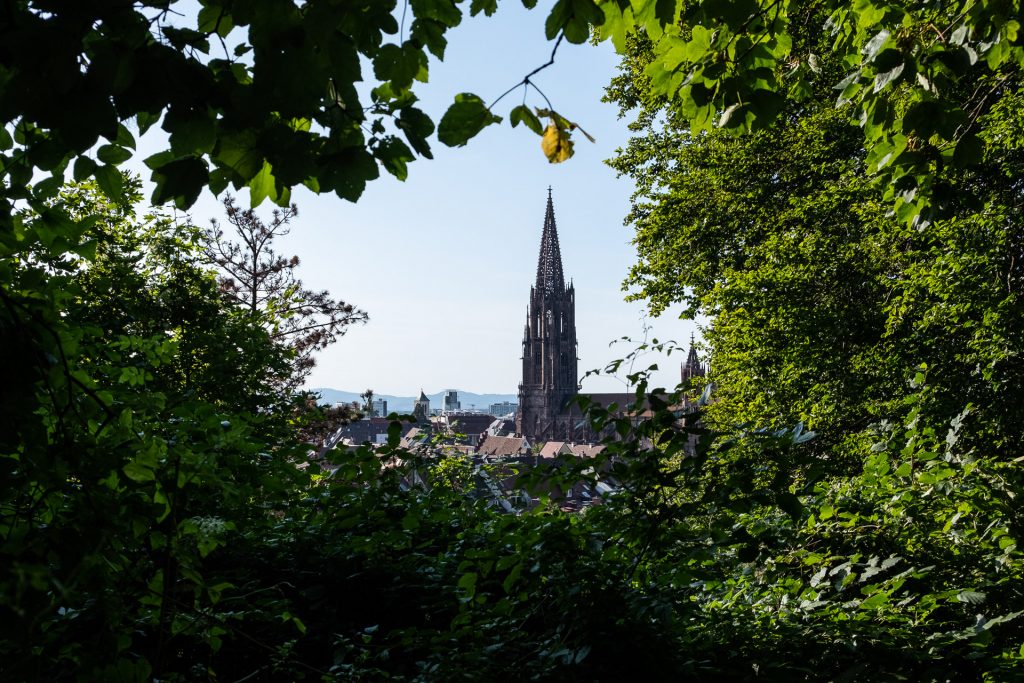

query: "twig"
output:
488 32 565 110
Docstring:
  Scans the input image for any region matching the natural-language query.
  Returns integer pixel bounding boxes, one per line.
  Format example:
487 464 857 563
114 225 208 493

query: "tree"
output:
361 388 375 415
606 11 1024 456
0 178 318 679
592 0 1024 228
205 195 367 386
597 19 1024 678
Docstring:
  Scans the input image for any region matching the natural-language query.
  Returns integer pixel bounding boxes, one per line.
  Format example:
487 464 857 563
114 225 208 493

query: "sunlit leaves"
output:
247 160 287 207
541 123 574 162
592 0 1024 225
546 0 605 44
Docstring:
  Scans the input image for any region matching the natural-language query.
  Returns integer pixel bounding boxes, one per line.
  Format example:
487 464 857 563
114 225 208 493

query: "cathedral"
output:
515 190 708 443
516 190 580 441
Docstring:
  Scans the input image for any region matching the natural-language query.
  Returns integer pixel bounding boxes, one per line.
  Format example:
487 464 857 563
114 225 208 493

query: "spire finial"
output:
535 189 564 294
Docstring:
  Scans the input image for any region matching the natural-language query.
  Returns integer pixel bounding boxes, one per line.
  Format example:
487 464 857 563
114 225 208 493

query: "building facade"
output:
442 389 461 413
516 191 580 441
488 401 518 417
412 390 430 422
513 190 709 445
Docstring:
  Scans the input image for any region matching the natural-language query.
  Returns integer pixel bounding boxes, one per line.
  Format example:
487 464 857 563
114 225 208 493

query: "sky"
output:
136 2 701 396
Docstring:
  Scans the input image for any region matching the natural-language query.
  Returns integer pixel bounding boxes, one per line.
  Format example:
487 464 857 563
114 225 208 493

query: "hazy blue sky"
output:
139 2 700 395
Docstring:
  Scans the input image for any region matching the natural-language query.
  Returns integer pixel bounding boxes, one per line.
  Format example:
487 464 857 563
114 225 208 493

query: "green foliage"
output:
598 5 1024 679
608 23 1024 457
592 0 1024 227
4 3 1024 680
0 0 529 217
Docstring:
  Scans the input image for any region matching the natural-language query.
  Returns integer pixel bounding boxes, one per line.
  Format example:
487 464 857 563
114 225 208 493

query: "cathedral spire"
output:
518 188 578 441
535 188 565 294
681 333 706 383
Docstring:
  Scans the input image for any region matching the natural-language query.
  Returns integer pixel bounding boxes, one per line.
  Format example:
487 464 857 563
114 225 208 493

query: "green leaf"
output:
248 160 289 207
320 147 379 202
411 18 449 59
163 26 210 52
150 156 209 208
123 461 155 483
952 134 984 167
545 0 604 44
958 590 987 604
115 123 136 149
438 93 500 147
167 113 217 155
33 174 63 200
411 0 463 26
863 29 890 62
776 492 803 520
73 156 97 182
95 164 125 200
396 106 435 158
373 43 424 91
457 571 477 597
373 136 414 181
470 0 498 16
510 105 544 135
873 62 905 93
136 111 161 136
215 130 262 181
97 144 133 165
860 592 890 610
545 0 572 40
197 5 234 37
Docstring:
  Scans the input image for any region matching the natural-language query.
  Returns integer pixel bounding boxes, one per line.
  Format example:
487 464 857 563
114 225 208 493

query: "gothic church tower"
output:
516 190 578 441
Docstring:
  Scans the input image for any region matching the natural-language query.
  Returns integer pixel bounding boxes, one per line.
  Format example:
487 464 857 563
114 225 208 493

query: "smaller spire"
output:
681 334 705 382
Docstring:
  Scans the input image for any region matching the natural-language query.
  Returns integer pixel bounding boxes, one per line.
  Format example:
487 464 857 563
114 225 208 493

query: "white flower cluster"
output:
190 516 228 536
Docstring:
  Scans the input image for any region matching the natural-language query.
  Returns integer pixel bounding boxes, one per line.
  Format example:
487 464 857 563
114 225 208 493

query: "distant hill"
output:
309 388 518 414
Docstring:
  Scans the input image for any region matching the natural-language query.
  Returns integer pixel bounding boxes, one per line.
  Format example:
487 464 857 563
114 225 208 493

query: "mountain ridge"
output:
310 388 518 413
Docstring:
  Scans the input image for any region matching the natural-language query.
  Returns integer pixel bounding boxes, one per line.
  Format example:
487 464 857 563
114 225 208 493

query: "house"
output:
476 434 530 458
538 441 572 458
440 412 496 447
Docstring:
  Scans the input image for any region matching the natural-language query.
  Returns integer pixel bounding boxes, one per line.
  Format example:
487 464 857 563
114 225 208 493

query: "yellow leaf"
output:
541 123 574 163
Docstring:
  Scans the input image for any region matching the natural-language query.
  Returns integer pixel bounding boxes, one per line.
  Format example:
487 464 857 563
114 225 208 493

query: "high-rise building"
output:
516 190 579 441
442 389 460 413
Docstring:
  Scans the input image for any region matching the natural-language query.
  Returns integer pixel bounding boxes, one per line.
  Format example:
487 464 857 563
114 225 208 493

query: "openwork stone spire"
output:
535 187 565 294
517 188 578 442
